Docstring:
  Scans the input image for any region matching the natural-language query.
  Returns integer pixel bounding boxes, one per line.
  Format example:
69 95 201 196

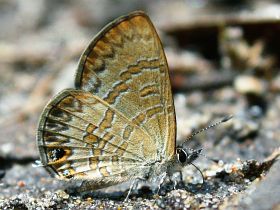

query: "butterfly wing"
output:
37 11 176 190
75 11 176 159
37 89 154 188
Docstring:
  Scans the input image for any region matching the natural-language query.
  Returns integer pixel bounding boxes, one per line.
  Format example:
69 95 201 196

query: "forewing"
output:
75 11 176 159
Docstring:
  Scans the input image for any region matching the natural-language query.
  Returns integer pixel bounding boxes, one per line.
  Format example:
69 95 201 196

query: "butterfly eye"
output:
177 149 187 164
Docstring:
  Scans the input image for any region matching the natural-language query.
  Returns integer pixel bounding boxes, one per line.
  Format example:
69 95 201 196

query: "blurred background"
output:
0 0 280 209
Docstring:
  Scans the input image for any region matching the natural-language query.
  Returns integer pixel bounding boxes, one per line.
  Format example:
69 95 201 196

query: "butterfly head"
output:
176 147 202 166
166 147 202 175
173 115 233 167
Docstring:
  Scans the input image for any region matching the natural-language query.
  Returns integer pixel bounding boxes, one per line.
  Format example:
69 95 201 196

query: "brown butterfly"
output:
37 11 204 198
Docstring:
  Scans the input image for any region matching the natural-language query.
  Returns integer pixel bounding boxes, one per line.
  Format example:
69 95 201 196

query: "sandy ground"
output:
0 1 280 209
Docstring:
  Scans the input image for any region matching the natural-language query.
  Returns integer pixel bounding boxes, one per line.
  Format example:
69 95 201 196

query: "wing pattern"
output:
37 11 176 190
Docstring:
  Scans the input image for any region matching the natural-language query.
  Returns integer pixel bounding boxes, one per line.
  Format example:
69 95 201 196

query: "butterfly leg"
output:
156 172 167 194
173 171 183 190
124 177 146 202
124 179 136 202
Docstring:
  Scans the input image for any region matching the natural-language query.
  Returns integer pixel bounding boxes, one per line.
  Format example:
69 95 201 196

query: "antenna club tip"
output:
221 115 233 123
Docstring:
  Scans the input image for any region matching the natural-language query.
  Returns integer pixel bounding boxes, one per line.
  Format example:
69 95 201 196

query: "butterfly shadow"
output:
66 179 160 200
65 179 211 201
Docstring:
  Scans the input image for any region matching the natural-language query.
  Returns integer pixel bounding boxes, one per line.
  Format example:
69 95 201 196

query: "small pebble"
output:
234 75 266 95
17 180 25 187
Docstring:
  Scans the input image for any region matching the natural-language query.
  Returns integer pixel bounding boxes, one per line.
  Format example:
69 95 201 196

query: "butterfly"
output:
37 10 203 197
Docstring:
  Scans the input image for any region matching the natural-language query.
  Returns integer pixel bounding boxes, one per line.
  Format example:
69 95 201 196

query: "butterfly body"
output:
37 11 197 193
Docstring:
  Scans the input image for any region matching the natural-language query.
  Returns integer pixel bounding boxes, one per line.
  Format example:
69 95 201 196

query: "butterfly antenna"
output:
185 115 233 142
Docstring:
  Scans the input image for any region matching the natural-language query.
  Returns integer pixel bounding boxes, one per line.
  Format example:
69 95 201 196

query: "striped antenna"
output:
184 115 233 142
